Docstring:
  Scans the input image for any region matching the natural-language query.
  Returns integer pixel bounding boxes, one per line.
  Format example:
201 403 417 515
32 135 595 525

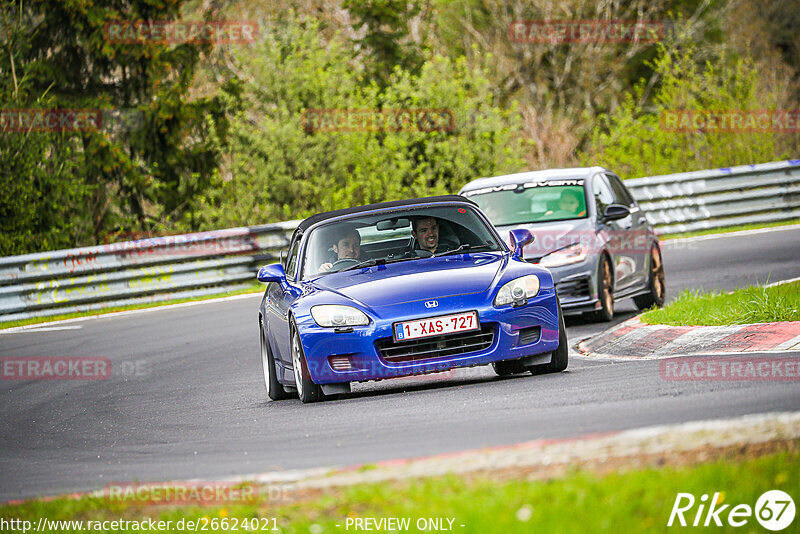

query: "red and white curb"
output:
578 316 800 360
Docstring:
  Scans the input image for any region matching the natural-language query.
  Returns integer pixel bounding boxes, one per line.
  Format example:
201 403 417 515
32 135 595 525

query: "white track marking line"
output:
660 223 800 245
0 292 263 334
0 325 83 335
765 276 800 288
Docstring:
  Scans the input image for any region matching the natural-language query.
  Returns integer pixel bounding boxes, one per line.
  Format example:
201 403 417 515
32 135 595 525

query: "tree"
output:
0 0 233 254
344 0 424 87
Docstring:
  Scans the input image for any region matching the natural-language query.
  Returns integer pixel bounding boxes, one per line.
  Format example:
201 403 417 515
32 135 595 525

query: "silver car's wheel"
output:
634 245 666 310
593 255 614 322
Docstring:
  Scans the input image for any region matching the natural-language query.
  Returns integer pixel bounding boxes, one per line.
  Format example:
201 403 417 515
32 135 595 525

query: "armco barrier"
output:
0 222 299 322
1 159 798 323
625 159 800 234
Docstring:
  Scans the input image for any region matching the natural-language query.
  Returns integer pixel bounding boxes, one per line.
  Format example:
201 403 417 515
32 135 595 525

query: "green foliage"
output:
641 282 800 326
193 17 525 229
344 0 424 88
2 449 798 532
583 43 793 178
0 0 233 255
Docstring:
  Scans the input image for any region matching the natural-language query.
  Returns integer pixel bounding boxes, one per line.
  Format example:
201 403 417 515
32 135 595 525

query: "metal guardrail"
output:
625 159 800 234
2 159 799 323
0 222 299 322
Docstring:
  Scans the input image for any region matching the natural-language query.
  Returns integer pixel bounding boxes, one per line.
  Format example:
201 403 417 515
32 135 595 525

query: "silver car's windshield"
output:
462 180 589 226
301 205 503 279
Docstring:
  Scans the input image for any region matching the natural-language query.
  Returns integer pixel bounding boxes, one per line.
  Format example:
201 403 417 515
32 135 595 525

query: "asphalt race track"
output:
1 226 799 501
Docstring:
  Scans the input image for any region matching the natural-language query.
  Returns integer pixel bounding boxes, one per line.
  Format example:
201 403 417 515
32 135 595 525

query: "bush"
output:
582 42 796 179
192 16 526 229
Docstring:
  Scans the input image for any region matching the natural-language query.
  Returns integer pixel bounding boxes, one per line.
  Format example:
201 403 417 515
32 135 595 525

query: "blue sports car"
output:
257 196 567 403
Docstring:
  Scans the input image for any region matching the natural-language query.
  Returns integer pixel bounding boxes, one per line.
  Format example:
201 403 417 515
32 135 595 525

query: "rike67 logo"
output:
668 490 795 530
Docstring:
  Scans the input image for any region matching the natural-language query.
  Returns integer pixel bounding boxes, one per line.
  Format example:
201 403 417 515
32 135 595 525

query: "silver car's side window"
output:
607 174 635 206
592 175 616 214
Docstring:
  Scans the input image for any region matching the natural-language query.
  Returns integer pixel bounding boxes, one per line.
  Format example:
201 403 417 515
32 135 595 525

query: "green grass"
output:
658 218 800 240
0 283 264 330
1 449 797 533
641 281 800 326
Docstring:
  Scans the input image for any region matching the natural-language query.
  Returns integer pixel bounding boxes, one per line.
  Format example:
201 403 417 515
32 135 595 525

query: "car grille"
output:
556 276 591 298
377 325 495 363
518 326 541 345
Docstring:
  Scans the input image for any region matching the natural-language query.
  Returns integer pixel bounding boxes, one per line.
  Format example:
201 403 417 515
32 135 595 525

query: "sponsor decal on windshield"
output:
462 179 584 197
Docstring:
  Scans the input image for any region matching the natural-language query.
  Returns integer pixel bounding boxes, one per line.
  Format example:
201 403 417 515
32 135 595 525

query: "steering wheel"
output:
330 258 360 270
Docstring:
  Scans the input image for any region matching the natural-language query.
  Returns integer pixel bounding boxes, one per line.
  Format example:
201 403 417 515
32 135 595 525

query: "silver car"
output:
459 167 665 321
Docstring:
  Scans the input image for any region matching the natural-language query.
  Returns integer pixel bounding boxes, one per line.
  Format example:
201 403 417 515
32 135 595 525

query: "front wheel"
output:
592 256 614 322
492 359 527 376
634 245 666 310
529 302 569 375
290 321 325 403
260 320 291 401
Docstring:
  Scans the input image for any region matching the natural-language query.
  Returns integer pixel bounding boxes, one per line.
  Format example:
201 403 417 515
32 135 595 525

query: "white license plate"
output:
394 311 479 342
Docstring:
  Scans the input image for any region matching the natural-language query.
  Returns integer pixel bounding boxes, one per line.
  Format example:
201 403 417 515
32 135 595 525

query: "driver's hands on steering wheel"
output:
319 258 359 273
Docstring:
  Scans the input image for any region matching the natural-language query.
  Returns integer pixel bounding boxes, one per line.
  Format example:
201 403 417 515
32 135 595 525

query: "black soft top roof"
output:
295 195 477 233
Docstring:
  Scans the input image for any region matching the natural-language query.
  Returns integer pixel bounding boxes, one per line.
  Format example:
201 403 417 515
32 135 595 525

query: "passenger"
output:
412 217 454 255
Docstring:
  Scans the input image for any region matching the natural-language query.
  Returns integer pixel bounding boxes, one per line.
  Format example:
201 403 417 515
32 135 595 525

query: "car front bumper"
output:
294 288 561 384
535 258 601 315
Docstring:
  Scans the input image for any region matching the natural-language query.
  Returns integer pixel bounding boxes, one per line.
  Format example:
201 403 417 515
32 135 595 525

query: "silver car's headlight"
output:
494 275 540 306
310 305 369 327
539 243 587 268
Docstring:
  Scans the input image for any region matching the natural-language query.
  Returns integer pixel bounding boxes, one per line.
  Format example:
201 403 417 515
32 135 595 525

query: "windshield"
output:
301 205 503 279
462 179 588 226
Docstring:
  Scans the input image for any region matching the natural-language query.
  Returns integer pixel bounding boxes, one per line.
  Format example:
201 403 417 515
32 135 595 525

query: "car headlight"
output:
494 275 540 307
539 243 587 268
310 305 369 327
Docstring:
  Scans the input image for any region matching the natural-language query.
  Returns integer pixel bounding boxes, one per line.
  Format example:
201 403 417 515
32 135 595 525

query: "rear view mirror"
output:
377 218 410 231
257 263 287 284
602 204 631 222
509 228 534 258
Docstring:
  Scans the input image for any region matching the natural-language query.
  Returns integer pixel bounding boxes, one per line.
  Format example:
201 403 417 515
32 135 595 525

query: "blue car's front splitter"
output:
294 290 560 384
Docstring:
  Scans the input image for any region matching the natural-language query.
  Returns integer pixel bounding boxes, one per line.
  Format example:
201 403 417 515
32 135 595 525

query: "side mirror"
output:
257 263 287 284
602 204 631 222
509 229 534 258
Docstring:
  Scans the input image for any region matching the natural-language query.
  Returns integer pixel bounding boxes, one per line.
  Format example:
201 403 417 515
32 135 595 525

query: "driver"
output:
318 226 362 273
556 189 585 216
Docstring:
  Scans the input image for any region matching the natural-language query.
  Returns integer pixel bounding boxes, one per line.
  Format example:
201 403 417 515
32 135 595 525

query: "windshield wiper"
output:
433 243 495 258
339 258 386 272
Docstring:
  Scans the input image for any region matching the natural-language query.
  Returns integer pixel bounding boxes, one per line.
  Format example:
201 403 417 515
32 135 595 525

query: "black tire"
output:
260 319 292 401
492 359 527 376
529 302 569 375
592 255 614 322
634 245 666 311
290 320 325 403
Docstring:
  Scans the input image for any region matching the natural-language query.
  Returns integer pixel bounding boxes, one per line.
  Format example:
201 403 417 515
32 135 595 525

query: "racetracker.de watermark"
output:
301 108 455 133
97 481 282 505
660 357 800 382
660 110 800 133
508 20 670 43
1 357 148 380
0 109 143 133
102 20 258 44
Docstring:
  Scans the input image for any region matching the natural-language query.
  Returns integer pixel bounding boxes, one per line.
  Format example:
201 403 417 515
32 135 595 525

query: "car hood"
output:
495 218 594 260
308 253 505 309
